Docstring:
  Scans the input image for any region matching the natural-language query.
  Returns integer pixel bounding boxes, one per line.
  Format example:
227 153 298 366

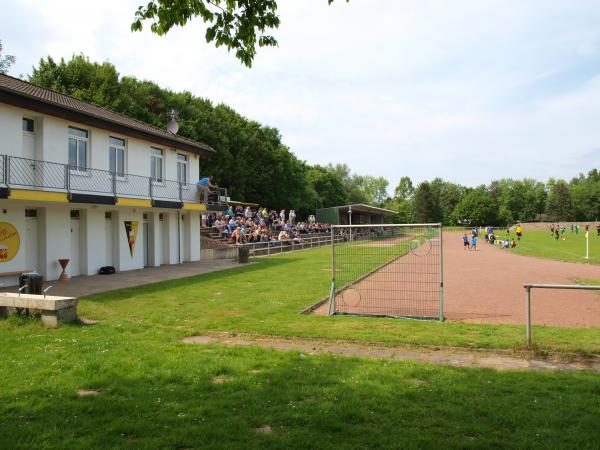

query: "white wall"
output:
81 208 106 276
0 104 23 157
188 212 201 262
41 204 71 281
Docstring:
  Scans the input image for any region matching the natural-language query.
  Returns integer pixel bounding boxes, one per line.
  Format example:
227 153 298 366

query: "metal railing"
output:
239 233 340 258
523 283 600 346
0 154 228 208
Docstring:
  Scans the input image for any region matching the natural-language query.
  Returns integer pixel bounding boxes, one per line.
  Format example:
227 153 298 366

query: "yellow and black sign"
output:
0 222 20 262
124 221 139 257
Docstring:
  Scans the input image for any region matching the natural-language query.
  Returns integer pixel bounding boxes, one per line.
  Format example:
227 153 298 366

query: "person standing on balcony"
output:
196 176 217 204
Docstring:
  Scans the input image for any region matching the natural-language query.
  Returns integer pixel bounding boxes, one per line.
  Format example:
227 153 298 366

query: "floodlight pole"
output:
585 231 589 260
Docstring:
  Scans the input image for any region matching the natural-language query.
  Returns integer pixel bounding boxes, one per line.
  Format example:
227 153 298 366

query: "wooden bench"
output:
0 293 78 328
0 270 33 277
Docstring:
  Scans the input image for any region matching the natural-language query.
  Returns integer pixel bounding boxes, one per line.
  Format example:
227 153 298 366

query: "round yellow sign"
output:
0 222 20 262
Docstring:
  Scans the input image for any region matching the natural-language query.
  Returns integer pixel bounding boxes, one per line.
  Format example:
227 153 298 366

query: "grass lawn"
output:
504 229 599 264
2 248 600 448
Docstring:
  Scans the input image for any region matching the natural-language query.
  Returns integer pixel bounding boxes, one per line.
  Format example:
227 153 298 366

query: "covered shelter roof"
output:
333 204 397 216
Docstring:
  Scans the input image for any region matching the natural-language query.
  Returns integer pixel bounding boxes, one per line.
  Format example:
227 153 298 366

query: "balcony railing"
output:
0 154 228 209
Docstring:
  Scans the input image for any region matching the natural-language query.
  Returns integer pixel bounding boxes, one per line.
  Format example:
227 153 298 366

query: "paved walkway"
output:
4 259 240 297
183 333 600 373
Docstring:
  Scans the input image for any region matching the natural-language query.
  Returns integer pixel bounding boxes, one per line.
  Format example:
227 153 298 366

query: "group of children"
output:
462 228 479 251
550 222 600 240
463 225 518 251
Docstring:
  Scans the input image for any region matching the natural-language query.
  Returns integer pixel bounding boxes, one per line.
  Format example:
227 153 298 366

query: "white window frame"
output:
150 147 164 183
68 126 89 172
177 153 188 186
109 136 127 178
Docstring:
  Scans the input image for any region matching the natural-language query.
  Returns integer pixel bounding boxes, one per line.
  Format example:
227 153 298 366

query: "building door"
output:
25 209 38 272
105 212 113 266
70 210 81 276
143 215 149 267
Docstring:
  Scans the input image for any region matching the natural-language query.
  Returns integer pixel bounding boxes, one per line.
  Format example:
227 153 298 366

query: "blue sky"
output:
2 0 600 191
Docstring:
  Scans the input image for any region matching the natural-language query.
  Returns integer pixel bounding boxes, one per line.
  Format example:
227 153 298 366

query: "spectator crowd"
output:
204 205 331 245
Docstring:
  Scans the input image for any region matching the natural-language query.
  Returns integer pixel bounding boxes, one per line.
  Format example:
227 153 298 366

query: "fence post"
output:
5 155 9 185
439 224 444 322
525 286 532 347
64 164 70 192
328 227 336 316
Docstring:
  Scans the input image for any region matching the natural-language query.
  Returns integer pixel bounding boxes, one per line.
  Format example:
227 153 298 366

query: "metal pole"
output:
439 223 444 322
328 226 336 316
525 286 532 347
348 206 352 241
585 232 589 260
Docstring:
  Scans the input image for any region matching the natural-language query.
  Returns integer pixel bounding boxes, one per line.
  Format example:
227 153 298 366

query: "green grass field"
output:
501 228 599 264
2 247 600 448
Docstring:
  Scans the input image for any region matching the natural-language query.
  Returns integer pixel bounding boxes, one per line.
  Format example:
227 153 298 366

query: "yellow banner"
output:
124 221 139 257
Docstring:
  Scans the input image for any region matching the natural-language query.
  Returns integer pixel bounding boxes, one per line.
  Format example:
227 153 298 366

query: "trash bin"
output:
238 246 249 264
19 272 43 295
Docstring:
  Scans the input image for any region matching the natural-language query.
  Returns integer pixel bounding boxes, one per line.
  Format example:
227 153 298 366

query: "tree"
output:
413 182 435 223
132 0 348 67
546 179 572 221
450 187 496 226
306 165 347 210
394 176 414 200
0 40 15 74
356 176 389 206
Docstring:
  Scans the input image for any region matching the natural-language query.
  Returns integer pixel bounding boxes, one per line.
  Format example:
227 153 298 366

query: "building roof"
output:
0 74 214 156
326 204 397 216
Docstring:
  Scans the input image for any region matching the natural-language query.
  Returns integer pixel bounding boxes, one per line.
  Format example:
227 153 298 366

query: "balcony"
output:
0 154 228 210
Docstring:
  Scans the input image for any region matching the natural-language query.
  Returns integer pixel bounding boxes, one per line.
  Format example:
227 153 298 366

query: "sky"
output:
2 0 600 192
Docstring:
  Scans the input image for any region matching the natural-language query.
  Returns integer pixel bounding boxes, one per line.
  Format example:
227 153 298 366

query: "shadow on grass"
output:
2 344 600 449
82 255 303 304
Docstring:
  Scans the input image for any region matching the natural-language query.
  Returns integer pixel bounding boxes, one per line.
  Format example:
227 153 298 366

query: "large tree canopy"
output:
131 0 347 67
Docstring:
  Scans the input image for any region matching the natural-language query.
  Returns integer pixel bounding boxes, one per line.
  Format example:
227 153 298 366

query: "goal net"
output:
327 224 444 320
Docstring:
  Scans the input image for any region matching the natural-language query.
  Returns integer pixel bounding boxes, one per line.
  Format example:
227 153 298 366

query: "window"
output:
22 118 34 133
70 210 80 219
25 209 37 218
150 147 163 182
177 154 188 185
109 136 126 177
68 126 88 171
105 212 112 219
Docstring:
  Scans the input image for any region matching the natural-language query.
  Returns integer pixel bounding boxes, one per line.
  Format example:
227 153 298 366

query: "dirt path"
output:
315 232 600 327
443 232 600 327
183 333 600 373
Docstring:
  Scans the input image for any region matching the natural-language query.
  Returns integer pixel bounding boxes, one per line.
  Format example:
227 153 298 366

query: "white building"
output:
0 74 226 286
